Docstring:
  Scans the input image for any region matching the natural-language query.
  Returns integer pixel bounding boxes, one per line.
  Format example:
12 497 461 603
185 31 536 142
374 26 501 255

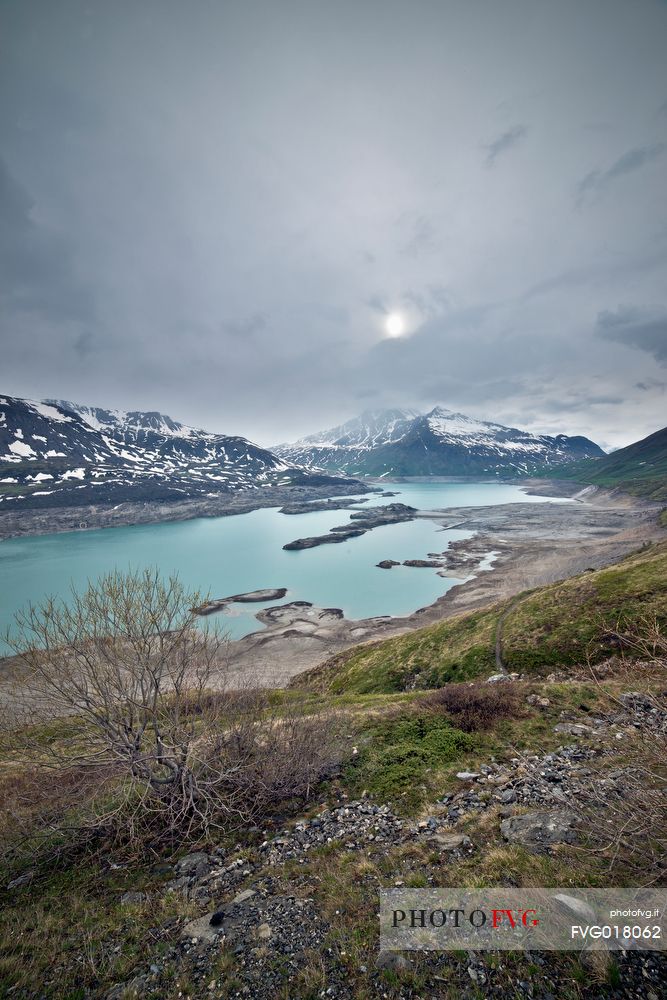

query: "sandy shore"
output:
223 482 665 687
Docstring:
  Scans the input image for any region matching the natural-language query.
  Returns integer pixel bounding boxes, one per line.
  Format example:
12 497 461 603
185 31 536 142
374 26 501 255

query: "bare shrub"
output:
206 698 342 817
426 682 522 732
0 569 342 853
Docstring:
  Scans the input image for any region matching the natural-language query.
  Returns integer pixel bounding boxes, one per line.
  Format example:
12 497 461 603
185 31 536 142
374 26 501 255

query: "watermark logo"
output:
380 889 666 951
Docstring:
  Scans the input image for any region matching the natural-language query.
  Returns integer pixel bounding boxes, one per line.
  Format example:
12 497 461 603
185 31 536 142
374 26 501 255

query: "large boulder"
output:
500 810 577 852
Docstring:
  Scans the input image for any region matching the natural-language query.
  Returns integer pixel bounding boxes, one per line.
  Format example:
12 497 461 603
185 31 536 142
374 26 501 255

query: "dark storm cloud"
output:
596 305 667 364
575 143 666 207
483 125 528 167
1 0 667 448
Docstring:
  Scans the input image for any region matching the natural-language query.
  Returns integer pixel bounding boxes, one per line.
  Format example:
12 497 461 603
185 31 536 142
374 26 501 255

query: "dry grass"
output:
575 617 667 885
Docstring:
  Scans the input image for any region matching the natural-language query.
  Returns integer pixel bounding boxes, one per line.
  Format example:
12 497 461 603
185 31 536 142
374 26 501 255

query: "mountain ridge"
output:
276 406 604 477
549 424 667 501
0 395 356 510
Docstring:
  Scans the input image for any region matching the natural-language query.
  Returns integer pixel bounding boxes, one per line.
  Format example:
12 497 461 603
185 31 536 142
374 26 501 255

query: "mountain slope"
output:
294 538 667 694
0 396 353 510
276 406 604 477
550 425 667 501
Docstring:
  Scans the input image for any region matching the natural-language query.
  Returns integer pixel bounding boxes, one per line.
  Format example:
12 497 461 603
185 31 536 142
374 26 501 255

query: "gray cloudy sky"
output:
1 0 666 450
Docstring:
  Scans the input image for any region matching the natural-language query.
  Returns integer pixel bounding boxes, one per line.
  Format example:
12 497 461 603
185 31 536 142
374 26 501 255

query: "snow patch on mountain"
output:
276 406 604 477
0 396 353 510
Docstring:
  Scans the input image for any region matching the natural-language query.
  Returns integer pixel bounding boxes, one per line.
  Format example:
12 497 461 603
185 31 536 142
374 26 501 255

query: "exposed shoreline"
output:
0 474 578 542
0 476 581 541
0 482 375 541
223 482 665 687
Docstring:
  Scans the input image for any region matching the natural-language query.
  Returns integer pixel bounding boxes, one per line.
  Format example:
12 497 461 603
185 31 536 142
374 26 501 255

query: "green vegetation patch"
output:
501 540 667 672
295 603 505 695
345 713 474 812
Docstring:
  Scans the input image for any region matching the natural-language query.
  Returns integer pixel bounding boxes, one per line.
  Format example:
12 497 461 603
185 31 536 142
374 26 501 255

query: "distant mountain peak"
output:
275 406 604 477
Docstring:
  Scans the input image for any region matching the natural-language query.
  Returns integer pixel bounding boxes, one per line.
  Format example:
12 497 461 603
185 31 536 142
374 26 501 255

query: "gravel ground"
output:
101 691 667 1000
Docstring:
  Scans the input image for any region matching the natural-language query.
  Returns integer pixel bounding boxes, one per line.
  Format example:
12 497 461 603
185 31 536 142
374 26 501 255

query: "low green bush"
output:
345 714 473 812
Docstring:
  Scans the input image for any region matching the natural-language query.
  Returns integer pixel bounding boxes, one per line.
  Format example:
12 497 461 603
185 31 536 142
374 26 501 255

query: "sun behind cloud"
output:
385 313 404 338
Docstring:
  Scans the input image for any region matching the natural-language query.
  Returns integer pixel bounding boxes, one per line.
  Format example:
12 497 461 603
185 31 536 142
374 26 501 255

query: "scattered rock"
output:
105 974 149 999
376 559 400 569
181 912 223 944
175 852 212 878
375 951 413 974
552 893 597 922
430 833 472 851
497 789 517 804
7 871 34 891
258 800 405 863
500 810 577 851
163 875 191 895
619 691 655 712
467 962 487 985
233 888 257 904
456 771 481 780
553 723 593 737
527 694 550 707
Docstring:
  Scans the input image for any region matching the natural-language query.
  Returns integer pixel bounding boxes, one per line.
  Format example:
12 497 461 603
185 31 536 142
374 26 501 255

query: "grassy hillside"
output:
295 539 667 694
549 425 667 501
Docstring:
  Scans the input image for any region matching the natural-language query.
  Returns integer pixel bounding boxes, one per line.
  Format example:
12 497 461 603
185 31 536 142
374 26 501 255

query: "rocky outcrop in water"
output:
278 497 372 514
283 529 366 550
194 589 288 615
283 503 417 551
403 559 441 568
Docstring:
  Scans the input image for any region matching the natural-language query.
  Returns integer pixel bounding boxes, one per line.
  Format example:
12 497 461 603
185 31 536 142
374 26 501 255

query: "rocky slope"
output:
0 395 355 510
276 406 604 477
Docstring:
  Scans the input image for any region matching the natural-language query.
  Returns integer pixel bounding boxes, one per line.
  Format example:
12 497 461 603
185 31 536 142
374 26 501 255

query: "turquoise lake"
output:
0 482 566 650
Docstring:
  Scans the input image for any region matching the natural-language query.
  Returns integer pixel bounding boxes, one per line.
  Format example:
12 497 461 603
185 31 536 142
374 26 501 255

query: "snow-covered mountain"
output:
0 396 352 510
275 406 605 477
45 400 207 443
